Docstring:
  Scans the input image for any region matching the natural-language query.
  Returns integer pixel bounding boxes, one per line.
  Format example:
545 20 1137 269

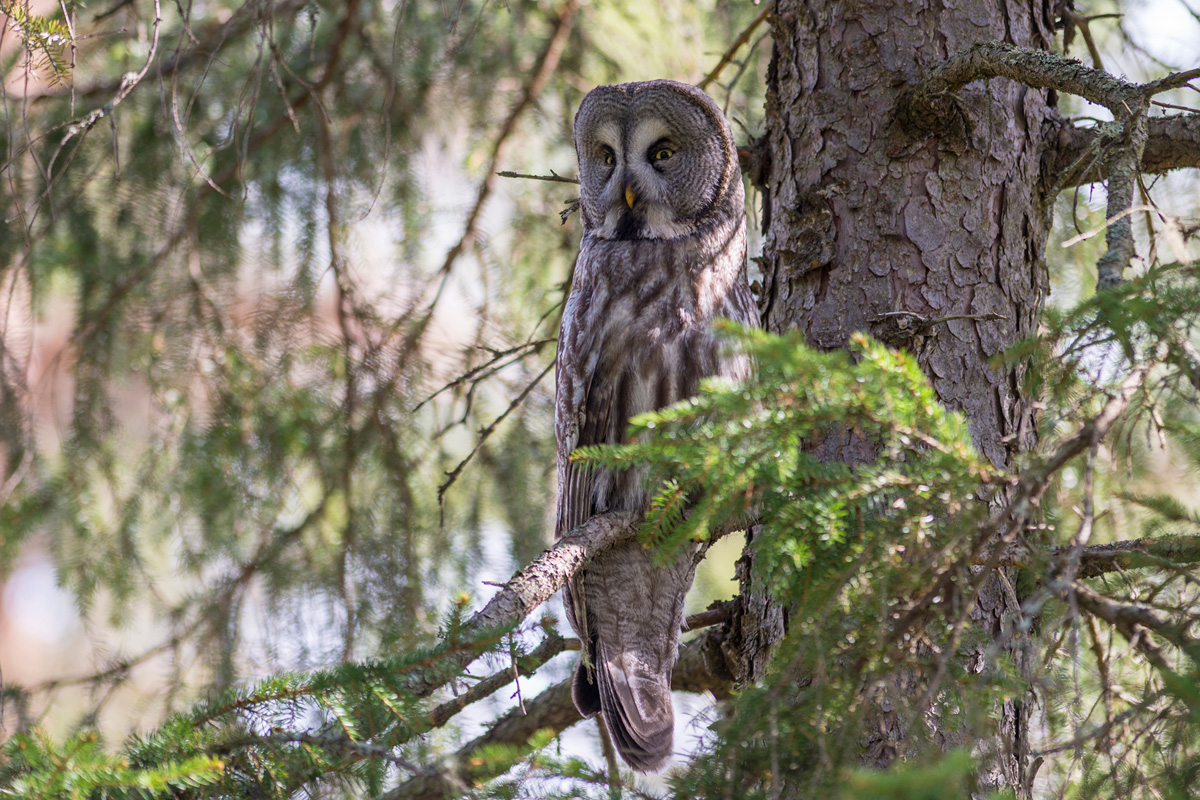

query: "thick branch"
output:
1095 113 1149 288
1052 114 1200 188
900 40 1199 287
399 511 639 701
1071 533 1200 578
1073 583 1200 669
999 532 1200 579
406 511 750 702
900 41 1142 132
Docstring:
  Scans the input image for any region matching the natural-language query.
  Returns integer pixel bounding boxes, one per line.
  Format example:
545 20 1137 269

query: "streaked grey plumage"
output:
555 80 759 772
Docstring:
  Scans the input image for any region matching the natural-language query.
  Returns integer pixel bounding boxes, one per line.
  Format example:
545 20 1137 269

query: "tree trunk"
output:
727 0 1060 793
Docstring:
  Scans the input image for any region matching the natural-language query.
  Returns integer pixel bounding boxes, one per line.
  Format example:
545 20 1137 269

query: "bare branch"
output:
697 3 772 91
437 359 555 502
1063 10 1106 72
1053 114 1200 188
1143 68 1200 96
496 170 579 184
424 632 571 730
413 337 555 412
999 532 1200 579
398 511 641 701
900 41 1142 129
1014 365 1149 501
1095 113 1148 288
1073 584 1199 669
684 600 734 631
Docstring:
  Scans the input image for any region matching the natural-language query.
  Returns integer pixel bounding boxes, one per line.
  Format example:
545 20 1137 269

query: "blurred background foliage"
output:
0 0 1199 798
0 0 768 784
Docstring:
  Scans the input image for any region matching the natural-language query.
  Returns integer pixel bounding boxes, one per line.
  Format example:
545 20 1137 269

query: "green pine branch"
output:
1 2 72 85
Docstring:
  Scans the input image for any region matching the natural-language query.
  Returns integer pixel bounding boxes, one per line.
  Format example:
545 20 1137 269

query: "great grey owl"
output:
555 80 759 771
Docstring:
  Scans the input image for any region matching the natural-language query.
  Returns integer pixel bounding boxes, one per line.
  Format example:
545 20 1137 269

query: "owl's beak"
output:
624 184 636 209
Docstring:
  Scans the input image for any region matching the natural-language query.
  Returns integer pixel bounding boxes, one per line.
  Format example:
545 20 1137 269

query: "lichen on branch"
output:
901 40 1198 288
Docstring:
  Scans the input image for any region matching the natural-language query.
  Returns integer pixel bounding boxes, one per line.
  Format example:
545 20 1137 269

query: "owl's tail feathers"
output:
595 643 675 772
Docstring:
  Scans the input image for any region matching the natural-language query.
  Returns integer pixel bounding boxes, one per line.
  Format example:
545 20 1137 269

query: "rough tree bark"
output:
724 0 1060 794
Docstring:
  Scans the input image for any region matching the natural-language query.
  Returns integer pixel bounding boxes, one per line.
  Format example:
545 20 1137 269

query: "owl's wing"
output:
558 370 612 536
555 269 612 543
555 269 617 711
560 367 614 719
725 274 762 329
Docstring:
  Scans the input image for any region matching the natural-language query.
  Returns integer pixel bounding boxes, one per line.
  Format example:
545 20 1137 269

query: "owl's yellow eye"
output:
653 147 674 161
603 152 615 166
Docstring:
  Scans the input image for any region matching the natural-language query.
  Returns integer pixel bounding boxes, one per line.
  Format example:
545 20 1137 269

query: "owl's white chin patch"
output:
598 204 693 240
641 205 694 238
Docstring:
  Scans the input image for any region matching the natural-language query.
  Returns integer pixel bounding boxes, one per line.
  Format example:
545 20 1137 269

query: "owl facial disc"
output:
573 80 738 241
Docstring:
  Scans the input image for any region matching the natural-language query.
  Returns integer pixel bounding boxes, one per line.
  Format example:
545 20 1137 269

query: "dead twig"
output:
497 170 579 184
698 3 772 91
437 360 555 503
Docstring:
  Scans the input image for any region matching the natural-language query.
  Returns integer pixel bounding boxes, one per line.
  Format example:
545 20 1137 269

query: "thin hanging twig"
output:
437 360 555 502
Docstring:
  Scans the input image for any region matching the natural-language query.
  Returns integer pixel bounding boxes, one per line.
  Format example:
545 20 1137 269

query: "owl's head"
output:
573 80 741 240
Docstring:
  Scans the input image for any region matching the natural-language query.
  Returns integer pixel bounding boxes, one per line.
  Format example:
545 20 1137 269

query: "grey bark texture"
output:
725 0 1061 794
1053 114 1200 187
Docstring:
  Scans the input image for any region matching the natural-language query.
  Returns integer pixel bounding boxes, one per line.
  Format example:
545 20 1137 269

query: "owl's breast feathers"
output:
556 214 753 463
553 212 756 771
555 211 755 551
